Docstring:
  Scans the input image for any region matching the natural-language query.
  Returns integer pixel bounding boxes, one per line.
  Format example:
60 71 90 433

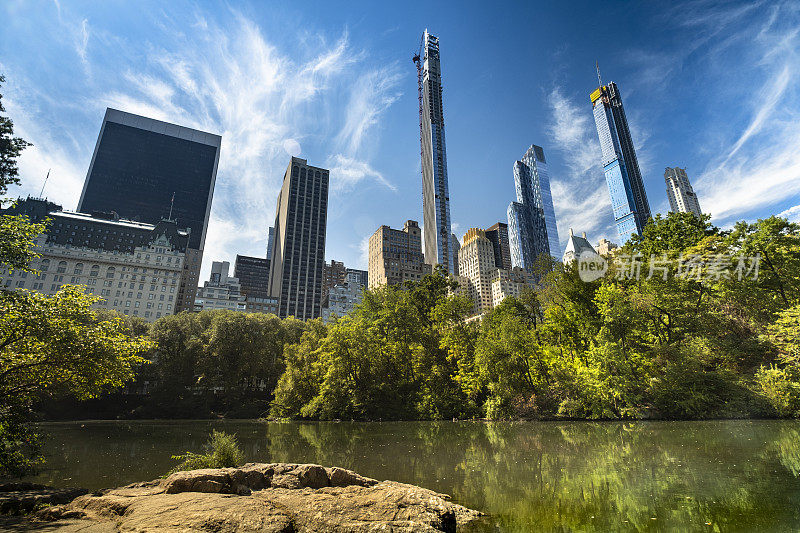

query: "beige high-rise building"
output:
457 228 497 315
489 267 536 308
368 220 430 289
665 167 702 217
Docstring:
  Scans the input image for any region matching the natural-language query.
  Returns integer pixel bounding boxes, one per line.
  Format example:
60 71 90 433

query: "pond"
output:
25 419 800 531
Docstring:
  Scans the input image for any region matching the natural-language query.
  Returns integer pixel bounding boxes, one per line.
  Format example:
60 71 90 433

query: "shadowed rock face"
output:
30 463 488 532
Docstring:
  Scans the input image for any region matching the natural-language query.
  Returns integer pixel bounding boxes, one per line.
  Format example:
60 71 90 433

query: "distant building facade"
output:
596 238 618 256
322 260 367 307
590 81 651 241
1 197 188 322
457 228 498 315
489 267 536 308
563 229 597 264
508 145 560 270
77 108 220 313
234 254 276 314
414 29 455 274
665 167 702 217
321 271 365 322
268 157 329 320
194 261 246 312
266 226 275 259
485 222 512 270
368 220 430 289
450 233 461 276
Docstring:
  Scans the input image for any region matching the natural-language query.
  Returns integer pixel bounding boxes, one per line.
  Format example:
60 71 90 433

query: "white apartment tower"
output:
664 167 702 217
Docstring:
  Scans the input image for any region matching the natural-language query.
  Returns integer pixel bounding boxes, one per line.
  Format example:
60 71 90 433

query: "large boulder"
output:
31 463 488 532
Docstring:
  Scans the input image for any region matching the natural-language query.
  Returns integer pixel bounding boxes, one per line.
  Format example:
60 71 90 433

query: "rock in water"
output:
31 463 488 532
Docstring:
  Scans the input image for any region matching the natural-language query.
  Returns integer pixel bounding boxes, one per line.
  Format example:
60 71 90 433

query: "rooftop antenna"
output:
39 169 51 197
168 191 175 220
596 61 603 87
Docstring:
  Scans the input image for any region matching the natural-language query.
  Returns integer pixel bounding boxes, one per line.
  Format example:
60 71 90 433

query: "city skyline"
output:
3 1 799 281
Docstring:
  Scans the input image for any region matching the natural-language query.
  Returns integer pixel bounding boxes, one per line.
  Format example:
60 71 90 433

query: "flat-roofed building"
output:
268 157 329 320
77 108 221 312
234 254 276 314
194 261 246 312
368 220 430 289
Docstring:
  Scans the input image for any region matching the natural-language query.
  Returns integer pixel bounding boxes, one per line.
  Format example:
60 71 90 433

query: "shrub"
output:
755 365 800 417
170 430 244 473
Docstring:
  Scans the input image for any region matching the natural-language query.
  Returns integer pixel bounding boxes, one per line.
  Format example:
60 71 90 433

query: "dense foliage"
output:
268 212 800 421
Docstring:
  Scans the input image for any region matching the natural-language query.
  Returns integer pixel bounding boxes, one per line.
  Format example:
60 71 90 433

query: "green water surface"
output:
25 420 800 531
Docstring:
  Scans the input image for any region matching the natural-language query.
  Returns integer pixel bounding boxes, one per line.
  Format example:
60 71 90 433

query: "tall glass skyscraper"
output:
507 145 560 270
414 29 454 274
78 108 221 312
590 81 651 241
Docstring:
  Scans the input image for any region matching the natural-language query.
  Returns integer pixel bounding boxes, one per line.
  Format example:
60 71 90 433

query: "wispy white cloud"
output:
336 65 402 154
76 18 89 67
7 8 402 280
778 204 800 223
690 1 800 223
327 154 397 192
546 87 615 247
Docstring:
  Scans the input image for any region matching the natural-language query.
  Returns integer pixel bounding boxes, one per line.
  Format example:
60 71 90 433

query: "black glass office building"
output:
78 108 221 311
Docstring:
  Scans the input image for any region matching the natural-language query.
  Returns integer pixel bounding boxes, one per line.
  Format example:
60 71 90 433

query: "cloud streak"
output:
546 87 615 247
7 6 403 280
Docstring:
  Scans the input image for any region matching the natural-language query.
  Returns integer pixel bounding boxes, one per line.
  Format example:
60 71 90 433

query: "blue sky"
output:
2 0 799 279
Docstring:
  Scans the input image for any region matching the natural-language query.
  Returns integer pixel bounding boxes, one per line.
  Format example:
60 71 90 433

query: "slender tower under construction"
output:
414 29 454 274
590 69 651 241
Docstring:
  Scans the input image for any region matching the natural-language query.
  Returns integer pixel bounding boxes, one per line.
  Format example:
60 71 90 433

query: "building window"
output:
57 261 67 273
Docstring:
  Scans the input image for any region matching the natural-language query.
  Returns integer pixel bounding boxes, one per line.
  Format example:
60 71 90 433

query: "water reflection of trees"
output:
264 421 800 532
28 420 800 531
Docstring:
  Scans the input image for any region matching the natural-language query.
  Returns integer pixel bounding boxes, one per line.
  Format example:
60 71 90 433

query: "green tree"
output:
0 75 31 196
0 287 153 475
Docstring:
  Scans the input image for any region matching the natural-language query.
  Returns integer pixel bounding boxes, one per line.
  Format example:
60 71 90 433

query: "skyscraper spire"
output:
596 61 602 86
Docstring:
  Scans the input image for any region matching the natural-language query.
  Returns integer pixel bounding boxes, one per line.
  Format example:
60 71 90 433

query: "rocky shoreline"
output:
3 463 488 532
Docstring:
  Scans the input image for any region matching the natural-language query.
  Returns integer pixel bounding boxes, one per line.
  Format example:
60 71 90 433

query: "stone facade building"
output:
321 271 365 322
368 220 430 289
1 197 188 322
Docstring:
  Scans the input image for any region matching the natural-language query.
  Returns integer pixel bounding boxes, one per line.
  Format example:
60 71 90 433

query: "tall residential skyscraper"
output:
414 29 454 274
268 157 329 320
664 167 702 217
507 145 560 270
485 222 512 270
457 228 497 315
590 80 651 241
78 108 220 312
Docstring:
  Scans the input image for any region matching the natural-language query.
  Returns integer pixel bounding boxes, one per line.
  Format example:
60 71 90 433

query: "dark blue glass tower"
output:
507 144 560 270
590 81 651 241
